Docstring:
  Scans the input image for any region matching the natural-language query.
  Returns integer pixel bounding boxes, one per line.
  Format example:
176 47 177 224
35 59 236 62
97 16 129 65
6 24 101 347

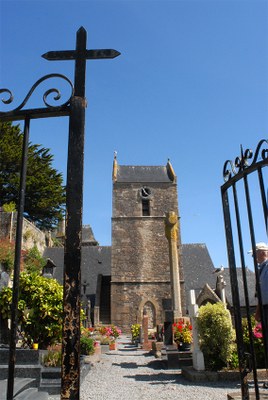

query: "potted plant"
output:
106 325 121 350
173 319 192 351
95 325 121 351
131 323 140 345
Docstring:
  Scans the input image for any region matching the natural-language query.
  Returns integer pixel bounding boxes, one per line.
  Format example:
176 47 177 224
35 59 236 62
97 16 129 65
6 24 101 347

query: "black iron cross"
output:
42 26 120 400
42 26 120 97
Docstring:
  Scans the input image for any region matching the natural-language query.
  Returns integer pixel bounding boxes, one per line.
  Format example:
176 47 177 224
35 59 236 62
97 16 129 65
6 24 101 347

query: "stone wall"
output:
0 211 46 253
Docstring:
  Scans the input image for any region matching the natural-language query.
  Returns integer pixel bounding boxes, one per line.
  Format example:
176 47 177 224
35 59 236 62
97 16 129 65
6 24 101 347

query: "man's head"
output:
250 242 268 264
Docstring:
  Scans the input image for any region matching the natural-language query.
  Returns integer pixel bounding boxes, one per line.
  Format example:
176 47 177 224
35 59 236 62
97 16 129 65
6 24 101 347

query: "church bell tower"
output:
111 154 185 332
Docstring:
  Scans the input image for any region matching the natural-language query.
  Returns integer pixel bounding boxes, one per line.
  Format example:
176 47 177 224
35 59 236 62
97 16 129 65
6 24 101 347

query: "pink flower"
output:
253 323 263 339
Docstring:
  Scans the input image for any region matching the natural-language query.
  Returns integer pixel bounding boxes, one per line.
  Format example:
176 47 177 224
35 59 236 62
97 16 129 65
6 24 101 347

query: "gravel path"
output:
79 336 240 400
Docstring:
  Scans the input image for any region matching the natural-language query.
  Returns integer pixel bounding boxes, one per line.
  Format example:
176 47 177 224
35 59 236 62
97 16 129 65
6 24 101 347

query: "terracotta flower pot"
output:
109 342 116 351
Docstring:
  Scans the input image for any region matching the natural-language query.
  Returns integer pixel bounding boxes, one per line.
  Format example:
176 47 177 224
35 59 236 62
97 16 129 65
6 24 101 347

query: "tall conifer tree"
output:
0 122 65 229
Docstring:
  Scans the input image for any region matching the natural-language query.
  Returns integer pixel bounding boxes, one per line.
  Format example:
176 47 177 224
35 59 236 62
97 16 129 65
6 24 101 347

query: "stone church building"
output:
43 156 232 331
1 157 256 331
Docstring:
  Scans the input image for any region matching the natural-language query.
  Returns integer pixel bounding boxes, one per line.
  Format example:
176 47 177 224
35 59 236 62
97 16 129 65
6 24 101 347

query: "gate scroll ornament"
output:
0 27 120 400
221 139 268 400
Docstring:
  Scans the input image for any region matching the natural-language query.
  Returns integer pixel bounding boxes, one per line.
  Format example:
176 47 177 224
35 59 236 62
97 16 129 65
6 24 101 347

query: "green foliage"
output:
0 122 65 230
0 272 63 349
2 202 16 212
0 286 12 319
80 335 95 355
43 350 61 367
228 350 239 370
197 302 236 371
23 245 46 274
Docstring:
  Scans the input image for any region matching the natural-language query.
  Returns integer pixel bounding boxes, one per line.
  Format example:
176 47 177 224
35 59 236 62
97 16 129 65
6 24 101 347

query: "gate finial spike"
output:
240 144 244 158
78 26 86 33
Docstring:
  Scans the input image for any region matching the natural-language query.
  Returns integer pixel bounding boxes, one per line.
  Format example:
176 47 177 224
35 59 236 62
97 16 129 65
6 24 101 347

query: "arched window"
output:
142 199 150 216
140 187 151 216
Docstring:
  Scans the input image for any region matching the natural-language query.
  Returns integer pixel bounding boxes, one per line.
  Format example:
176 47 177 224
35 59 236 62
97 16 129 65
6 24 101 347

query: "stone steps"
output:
0 365 41 383
15 387 48 400
39 368 61 395
0 378 48 399
0 350 92 396
39 378 61 395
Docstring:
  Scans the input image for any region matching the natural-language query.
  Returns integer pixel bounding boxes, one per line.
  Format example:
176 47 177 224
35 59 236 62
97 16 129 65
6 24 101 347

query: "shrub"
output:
0 272 63 349
197 302 235 371
80 336 95 355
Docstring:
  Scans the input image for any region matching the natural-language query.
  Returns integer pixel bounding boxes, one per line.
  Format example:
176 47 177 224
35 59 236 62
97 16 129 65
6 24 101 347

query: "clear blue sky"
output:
1 0 267 269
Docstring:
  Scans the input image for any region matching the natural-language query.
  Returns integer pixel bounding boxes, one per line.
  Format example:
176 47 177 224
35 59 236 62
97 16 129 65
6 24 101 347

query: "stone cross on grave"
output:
43 26 120 400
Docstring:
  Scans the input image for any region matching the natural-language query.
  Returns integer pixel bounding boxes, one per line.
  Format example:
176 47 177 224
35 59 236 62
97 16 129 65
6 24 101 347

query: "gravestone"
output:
188 290 205 371
142 312 151 350
164 310 173 346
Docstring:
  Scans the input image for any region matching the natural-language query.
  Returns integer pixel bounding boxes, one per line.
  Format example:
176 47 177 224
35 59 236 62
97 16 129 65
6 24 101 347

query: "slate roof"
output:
218 267 257 307
181 243 257 307
116 165 174 183
43 246 111 296
181 243 216 295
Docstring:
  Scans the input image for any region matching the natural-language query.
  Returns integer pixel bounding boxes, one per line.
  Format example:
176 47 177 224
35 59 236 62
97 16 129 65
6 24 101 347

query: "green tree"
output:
0 122 65 230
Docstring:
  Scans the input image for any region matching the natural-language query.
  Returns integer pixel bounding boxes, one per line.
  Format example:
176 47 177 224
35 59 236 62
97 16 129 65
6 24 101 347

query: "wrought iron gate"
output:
0 27 120 399
221 139 268 400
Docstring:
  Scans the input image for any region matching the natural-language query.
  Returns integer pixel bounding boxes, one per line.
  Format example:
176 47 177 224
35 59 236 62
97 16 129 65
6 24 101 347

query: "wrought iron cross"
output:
43 26 120 97
43 26 120 400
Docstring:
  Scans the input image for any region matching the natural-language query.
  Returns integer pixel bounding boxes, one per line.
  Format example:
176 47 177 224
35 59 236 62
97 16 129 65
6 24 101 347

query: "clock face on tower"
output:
140 187 152 199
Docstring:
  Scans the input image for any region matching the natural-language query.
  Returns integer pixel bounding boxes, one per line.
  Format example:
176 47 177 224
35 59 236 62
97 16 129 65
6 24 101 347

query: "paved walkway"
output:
2 336 264 399
79 335 240 400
